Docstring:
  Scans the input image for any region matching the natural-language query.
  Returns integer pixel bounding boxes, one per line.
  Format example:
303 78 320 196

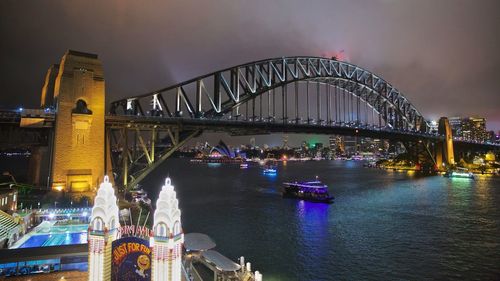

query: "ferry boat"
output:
262 160 277 174
443 170 475 179
263 166 277 174
282 179 334 204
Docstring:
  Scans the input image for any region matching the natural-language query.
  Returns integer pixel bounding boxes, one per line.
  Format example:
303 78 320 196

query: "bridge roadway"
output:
1 109 498 150
105 115 499 150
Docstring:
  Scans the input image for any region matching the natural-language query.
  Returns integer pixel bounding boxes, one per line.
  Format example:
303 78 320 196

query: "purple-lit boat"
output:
282 180 334 204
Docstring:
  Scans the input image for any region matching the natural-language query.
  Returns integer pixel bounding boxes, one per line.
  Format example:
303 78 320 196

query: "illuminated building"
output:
328 136 336 150
0 189 17 213
461 117 489 142
152 177 183 281
344 136 358 154
328 135 345 154
449 116 489 142
88 176 120 281
448 117 462 136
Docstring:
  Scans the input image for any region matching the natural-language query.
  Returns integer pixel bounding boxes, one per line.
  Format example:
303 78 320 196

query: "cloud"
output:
1 0 499 132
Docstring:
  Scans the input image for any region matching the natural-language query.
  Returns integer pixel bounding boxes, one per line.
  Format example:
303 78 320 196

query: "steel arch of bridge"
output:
110 57 429 133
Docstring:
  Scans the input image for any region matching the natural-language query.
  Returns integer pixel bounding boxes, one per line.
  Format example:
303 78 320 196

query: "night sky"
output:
1 0 499 145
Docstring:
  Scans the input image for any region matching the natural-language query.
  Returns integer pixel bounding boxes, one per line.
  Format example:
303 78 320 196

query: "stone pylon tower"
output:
436 117 455 169
88 176 120 281
152 178 184 281
50 50 105 192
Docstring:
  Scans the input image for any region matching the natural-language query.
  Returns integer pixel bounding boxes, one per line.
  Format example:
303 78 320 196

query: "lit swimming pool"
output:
34 224 88 234
10 224 89 249
18 232 87 248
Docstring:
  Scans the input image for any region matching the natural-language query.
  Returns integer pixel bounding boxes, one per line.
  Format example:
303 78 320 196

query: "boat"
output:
282 179 334 203
443 170 475 179
240 162 249 169
262 160 277 174
129 188 152 205
263 166 277 174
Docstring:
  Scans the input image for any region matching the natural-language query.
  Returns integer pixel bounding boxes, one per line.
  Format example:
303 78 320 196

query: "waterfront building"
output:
328 136 336 150
344 136 358 154
448 116 489 142
461 117 489 142
449 116 462 136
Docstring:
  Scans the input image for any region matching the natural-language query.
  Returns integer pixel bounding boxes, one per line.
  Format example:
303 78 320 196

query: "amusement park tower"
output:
152 177 184 281
88 176 120 281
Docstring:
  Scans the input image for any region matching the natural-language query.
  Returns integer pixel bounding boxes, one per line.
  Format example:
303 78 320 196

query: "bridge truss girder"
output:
107 124 200 190
110 57 428 133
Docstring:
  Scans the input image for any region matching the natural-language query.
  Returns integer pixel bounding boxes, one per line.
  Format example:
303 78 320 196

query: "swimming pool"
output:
34 224 88 234
18 232 87 248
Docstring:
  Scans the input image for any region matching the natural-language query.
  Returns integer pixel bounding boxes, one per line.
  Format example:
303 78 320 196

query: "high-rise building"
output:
448 117 462 136
329 136 336 150
461 117 489 142
343 136 358 154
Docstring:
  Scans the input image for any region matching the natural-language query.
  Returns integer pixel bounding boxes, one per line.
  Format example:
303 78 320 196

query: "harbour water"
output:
142 159 500 281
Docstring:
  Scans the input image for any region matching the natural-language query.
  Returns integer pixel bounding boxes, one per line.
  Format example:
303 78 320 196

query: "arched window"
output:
109 218 115 230
92 217 104 231
72 99 92 114
154 223 168 237
173 221 181 235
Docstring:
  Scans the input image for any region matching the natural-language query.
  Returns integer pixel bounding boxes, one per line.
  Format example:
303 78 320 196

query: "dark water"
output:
141 159 500 281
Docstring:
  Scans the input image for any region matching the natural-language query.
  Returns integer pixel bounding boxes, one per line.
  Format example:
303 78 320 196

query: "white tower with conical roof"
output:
88 176 120 281
152 177 184 281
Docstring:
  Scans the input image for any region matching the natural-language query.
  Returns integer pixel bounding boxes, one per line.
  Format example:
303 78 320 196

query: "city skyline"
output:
1 0 500 131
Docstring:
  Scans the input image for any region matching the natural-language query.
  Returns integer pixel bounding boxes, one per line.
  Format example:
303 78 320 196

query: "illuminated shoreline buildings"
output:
449 116 491 142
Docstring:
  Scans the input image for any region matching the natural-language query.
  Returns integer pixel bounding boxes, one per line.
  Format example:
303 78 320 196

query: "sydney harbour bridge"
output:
0 51 498 192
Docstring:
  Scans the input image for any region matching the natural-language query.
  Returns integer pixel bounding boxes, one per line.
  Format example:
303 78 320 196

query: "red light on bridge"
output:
322 50 347 61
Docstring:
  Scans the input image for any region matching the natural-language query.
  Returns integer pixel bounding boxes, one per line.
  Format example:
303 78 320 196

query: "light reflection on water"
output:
143 159 500 281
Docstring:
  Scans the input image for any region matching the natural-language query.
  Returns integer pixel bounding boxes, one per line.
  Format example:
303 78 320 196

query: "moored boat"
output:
282 179 334 204
443 170 475 179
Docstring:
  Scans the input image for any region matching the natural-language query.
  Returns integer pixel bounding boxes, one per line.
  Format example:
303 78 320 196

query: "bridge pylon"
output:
49 50 106 193
435 117 455 170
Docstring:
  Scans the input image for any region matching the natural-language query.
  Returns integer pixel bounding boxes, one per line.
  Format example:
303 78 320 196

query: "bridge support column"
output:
437 117 455 170
49 50 105 193
27 146 48 187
